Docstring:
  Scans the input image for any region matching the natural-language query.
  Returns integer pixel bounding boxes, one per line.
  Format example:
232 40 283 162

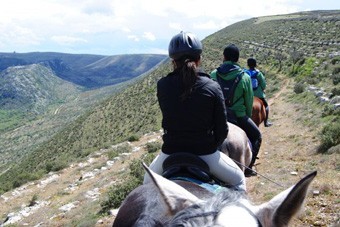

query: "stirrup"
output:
245 168 257 177
264 121 273 127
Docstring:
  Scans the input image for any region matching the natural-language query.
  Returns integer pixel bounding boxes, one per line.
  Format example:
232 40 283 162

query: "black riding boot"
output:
245 140 261 177
245 154 258 177
264 106 273 127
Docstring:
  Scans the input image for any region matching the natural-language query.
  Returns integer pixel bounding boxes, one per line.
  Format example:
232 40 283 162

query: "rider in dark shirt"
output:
143 32 246 191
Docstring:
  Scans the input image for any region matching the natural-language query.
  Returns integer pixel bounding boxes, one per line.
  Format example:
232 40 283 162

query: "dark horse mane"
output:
169 188 246 225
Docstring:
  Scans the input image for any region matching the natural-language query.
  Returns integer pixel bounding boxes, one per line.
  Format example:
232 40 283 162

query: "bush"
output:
145 141 162 153
29 194 38 207
294 82 305 94
331 73 340 85
107 143 132 160
100 177 140 213
128 134 141 142
332 67 340 75
129 153 156 179
45 161 68 172
318 120 340 153
12 172 42 188
99 153 156 214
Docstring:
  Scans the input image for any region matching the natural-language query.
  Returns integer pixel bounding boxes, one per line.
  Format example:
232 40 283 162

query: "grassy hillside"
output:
0 54 166 175
0 10 339 194
0 64 81 113
0 62 171 192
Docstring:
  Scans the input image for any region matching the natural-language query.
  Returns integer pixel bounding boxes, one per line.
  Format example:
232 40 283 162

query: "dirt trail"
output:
0 78 338 226
247 78 339 226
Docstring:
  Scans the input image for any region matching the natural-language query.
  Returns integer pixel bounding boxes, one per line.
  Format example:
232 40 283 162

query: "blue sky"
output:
0 0 339 56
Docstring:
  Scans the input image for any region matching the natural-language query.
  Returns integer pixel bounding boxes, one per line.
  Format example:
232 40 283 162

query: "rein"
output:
231 159 284 188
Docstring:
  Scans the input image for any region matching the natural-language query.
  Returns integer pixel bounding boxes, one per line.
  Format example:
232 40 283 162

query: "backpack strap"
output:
217 71 243 107
226 72 242 106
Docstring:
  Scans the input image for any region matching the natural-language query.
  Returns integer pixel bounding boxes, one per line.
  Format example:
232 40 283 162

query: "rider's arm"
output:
258 71 266 90
213 83 228 146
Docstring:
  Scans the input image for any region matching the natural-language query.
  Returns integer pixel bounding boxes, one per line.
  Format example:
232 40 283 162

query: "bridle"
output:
173 203 263 227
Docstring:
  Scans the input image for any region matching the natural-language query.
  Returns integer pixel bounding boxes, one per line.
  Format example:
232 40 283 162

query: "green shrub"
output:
322 104 335 117
145 141 162 153
107 143 132 160
332 67 340 75
129 153 156 179
99 153 156 214
331 87 340 96
12 172 42 188
100 176 140 214
294 82 305 94
29 194 38 207
45 161 68 172
331 73 340 85
318 120 340 153
128 134 141 142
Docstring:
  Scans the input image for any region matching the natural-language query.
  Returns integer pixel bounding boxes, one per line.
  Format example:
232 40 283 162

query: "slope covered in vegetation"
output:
0 10 339 194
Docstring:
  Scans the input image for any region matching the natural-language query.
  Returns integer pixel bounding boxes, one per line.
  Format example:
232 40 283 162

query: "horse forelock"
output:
168 189 259 227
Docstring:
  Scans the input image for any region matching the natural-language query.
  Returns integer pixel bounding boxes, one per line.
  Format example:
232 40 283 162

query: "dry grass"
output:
247 79 339 226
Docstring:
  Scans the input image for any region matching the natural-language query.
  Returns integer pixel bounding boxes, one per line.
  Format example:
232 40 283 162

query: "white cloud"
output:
0 0 337 55
194 21 219 30
169 22 182 31
143 32 156 41
128 35 140 42
51 36 88 46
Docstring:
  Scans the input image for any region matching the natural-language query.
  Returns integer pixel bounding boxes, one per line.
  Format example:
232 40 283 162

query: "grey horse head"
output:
113 163 316 227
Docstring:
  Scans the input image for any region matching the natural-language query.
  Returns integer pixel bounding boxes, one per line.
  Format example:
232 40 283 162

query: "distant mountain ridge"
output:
0 64 81 112
0 52 167 88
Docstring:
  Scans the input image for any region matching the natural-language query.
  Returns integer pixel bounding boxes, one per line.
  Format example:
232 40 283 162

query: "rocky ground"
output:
0 78 339 226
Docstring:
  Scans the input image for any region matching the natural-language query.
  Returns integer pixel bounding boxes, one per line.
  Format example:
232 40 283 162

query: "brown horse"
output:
113 163 317 227
252 97 266 127
220 122 252 172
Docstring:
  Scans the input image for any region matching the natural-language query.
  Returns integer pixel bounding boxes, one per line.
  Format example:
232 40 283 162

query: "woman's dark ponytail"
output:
179 57 199 100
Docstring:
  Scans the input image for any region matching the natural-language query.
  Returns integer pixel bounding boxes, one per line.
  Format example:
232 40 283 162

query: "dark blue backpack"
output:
245 69 259 90
216 72 243 107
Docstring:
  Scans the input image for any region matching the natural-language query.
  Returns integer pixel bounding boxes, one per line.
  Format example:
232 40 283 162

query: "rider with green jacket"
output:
211 44 261 177
210 62 253 120
245 58 273 127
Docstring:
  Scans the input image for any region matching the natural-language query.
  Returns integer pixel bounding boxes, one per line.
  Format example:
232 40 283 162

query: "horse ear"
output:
255 171 317 227
142 162 202 215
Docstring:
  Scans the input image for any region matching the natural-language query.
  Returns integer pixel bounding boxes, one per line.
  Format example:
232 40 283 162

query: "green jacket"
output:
246 68 267 98
211 61 254 118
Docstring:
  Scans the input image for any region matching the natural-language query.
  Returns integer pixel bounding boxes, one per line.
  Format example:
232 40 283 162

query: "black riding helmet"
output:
247 58 257 68
223 44 239 62
168 31 202 60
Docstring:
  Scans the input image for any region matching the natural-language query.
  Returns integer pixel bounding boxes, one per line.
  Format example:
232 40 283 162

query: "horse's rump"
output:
252 97 266 127
220 122 252 171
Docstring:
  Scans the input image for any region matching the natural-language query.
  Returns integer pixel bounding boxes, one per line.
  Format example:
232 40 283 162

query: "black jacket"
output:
157 69 228 155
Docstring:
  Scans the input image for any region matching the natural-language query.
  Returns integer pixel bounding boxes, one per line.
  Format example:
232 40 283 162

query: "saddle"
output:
162 153 217 184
